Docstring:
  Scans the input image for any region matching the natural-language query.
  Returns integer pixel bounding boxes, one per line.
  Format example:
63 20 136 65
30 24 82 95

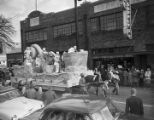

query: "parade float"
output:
12 44 93 91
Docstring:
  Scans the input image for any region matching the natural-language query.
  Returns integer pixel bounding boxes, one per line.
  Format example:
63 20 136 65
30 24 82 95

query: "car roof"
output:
45 94 107 114
0 86 16 94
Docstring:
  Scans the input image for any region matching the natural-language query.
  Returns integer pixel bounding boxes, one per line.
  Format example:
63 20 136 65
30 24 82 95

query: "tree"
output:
0 15 15 48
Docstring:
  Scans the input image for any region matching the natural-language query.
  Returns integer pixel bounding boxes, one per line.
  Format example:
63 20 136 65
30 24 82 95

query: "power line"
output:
8 14 21 20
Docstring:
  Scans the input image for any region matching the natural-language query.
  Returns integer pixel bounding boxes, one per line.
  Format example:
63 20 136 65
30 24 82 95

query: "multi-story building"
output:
20 0 154 69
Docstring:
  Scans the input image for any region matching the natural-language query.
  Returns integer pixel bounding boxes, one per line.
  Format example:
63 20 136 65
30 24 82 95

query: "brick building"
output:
20 0 154 69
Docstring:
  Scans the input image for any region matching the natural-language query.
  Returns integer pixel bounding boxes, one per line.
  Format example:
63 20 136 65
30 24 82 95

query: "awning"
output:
133 51 154 55
92 50 154 59
93 54 133 59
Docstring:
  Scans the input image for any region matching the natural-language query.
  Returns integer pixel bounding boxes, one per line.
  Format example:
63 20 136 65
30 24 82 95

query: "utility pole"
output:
74 0 82 51
35 0 38 10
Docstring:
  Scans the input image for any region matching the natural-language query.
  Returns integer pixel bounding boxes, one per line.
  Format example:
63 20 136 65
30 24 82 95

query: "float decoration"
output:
12 44 93 89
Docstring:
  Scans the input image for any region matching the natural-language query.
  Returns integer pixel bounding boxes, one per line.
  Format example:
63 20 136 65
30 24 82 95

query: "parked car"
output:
22 94 121 120
23 93 153 120
0 86 44 120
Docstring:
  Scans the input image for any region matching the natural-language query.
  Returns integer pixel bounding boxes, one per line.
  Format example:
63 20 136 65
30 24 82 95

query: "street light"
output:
74 0 82 51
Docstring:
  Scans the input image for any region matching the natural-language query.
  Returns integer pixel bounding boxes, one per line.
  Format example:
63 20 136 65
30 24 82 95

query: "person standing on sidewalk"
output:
125 88 144 116
123 68 129 86
144 68 152 87
112 67 120 95
139 69 145 87
100 64 107 82
132 67 140 87
128 69 133 87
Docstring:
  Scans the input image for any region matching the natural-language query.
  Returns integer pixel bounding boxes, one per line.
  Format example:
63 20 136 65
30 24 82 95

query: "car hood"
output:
0 97 44 120
20 109 43 120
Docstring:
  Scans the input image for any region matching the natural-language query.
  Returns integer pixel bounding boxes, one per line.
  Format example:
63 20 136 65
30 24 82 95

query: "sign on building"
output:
30 17 39 27
94 0 121 13
122 0 132 39
94 0 146 13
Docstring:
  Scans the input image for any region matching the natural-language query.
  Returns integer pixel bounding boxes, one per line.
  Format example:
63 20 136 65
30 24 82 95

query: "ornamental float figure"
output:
24 47 33 74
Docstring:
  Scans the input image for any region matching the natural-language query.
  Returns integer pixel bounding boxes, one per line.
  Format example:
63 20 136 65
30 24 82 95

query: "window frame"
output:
100 12 123 31
89 17 100 32
147 5 154 26
53 21 83 39
25 29 48 42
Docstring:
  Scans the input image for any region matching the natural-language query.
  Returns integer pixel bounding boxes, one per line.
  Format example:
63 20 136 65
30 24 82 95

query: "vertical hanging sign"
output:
122 0 132 39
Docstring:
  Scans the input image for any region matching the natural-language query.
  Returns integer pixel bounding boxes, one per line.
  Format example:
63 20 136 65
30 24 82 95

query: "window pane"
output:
100 12 122 31
89 17 99 32
53 22 83 38
148 5 154 25
71 23 75 34
26 29 47 42
78 21 83 35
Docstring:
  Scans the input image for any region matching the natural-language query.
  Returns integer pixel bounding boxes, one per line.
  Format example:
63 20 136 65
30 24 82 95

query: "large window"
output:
25 29 47 42
100 12 123 31
89 17 99 32
53 21 83 38
148 5 154 25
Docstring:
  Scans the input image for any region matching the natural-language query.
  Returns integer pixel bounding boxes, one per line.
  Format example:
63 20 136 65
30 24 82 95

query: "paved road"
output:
105 86 154 119
55 86 154 119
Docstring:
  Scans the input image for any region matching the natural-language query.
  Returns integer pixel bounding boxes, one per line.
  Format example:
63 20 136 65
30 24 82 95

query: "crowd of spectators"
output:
95 64 152 88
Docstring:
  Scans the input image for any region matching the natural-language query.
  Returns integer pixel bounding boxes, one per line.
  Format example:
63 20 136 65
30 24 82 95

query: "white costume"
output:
68 46 77 53
24 47 35 74
54 52 60 73
24 47 31 59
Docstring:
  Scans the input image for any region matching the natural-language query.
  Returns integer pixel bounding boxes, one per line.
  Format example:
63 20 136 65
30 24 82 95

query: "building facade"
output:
20 0 154 69
7 52 23 67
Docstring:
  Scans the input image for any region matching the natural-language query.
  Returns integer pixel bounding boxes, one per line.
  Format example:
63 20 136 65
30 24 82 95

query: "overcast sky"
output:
0 0 97 43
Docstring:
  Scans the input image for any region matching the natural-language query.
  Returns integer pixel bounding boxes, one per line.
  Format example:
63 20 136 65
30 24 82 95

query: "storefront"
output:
93 54 134 69
7 52 23 67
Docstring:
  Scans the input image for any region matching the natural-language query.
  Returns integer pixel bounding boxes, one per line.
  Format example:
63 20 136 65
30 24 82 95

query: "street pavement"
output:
55 86 154 119
104 86 154 119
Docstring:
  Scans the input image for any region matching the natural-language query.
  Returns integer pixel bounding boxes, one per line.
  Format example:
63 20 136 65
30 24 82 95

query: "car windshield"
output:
41 110 91 120
0 89 20 103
